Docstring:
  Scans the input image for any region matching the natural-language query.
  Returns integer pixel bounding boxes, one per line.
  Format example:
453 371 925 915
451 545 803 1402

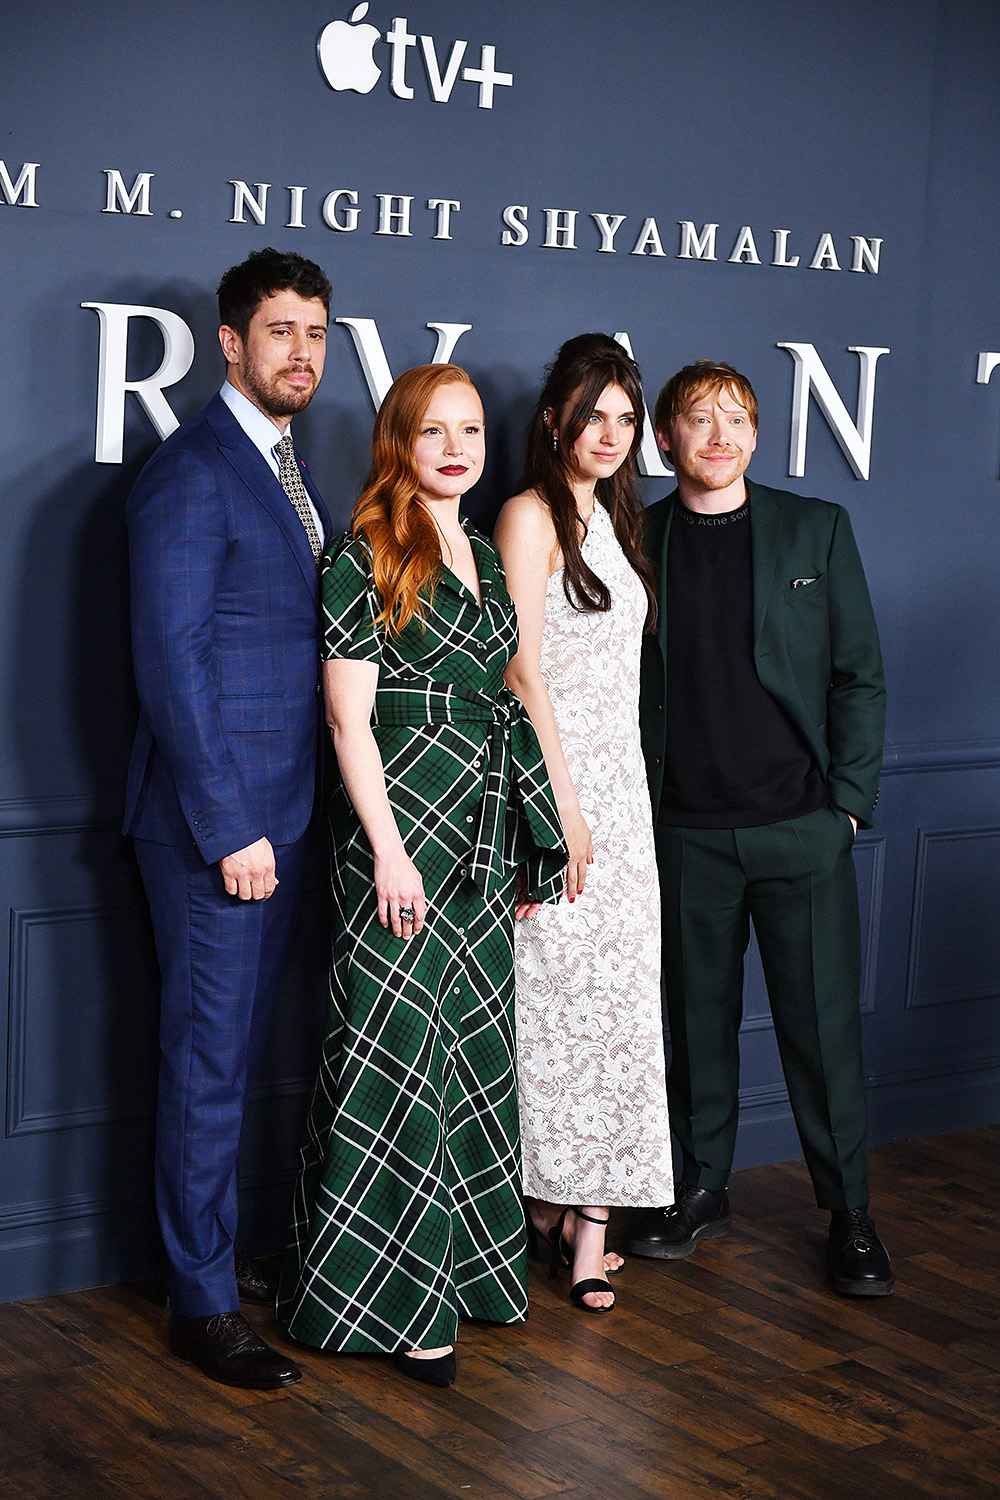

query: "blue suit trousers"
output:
135 833 308 1317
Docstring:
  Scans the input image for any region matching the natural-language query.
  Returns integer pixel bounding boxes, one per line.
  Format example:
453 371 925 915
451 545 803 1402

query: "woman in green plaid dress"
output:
278 366 564 1385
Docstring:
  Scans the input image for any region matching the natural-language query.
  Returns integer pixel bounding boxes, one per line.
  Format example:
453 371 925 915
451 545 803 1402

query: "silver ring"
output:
398 907 415 922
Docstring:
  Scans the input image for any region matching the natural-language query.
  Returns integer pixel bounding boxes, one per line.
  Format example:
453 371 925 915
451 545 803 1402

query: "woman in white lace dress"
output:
494 335 673 1312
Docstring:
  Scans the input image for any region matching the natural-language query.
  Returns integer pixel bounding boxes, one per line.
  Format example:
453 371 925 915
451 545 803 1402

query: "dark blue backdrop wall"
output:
2 0 998 1302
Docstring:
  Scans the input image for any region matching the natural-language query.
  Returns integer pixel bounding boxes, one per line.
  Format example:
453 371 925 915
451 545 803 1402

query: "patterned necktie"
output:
275 433 322 561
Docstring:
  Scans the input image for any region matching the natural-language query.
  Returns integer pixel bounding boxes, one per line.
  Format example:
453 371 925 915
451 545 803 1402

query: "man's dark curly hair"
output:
217 248 332 339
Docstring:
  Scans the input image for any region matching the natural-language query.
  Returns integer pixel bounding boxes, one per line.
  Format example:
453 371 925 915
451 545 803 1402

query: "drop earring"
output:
550 430 558 451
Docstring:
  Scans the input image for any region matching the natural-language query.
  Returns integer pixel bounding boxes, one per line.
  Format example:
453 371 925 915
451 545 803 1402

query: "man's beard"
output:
242 357 317 420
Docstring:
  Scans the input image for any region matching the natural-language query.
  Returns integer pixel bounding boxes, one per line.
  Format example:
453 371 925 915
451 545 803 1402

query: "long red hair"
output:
352 363 481 636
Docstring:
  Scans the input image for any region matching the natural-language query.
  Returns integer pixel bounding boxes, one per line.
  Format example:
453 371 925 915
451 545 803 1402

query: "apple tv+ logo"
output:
317 5 513 109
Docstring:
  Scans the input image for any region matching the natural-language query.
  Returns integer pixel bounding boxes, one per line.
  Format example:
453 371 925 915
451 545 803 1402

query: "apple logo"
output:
318 4 382 94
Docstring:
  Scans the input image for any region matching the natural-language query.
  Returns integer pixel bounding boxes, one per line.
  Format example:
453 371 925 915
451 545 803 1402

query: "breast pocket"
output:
783 573 828 660
786 572 825 599
219 695 286 732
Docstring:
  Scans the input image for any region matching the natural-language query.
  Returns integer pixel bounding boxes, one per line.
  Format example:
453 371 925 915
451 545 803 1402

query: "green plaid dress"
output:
278 524 565 1354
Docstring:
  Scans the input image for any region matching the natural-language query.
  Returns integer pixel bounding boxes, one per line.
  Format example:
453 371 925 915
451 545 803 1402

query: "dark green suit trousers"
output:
655 804 868 1211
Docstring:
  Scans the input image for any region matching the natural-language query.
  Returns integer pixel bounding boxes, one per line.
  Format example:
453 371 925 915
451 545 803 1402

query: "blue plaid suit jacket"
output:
123 393 332 864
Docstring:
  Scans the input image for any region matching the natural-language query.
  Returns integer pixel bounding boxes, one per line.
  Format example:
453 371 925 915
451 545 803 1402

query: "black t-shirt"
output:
657 498 827 828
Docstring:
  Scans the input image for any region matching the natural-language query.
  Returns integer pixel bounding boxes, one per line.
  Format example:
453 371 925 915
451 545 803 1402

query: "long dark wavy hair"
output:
520 333 657 631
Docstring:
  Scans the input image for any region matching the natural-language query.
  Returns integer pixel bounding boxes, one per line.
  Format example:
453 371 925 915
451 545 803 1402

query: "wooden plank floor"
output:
1 1125 997 1499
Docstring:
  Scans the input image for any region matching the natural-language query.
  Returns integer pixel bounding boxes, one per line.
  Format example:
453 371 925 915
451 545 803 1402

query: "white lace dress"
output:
514 502 674 1207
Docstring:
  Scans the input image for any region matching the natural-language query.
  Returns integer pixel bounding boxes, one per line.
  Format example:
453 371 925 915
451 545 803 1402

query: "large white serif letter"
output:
103 170 153 216
977 353 1000 476
229 181 269 224
612 331 672 479
777 342 889 481
81 302 195 464
335 318 473 409
678 221 718 260
0 161 39 206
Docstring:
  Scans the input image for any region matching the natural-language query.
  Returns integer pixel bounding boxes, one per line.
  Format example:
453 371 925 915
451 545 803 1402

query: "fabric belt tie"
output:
372 679 566 902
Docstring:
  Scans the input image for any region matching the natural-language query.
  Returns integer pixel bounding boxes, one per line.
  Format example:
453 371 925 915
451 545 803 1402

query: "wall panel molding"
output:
867 1051 1000 1092
7 903 156 1138
737 1051 1000 1110
881 741 1000 775
905 826 1000 1010
0 795 117 837
0 1190 131 1235
739 1081 791 1110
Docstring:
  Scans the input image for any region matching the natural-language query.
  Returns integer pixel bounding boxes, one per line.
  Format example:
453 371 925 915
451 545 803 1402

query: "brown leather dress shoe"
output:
156 1254 278 1308
234 1253 278 1306
169 1311 302 1388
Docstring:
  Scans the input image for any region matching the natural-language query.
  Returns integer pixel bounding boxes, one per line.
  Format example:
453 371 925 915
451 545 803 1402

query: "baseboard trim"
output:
733 1055 1000 1170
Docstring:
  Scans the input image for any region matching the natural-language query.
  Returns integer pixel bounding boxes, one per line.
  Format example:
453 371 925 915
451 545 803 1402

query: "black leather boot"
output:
627 1185 731 1260
827 1209 895 1296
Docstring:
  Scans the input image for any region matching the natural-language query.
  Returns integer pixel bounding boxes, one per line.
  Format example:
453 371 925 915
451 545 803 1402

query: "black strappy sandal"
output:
550 1207 617 1312
532 1204 623 1275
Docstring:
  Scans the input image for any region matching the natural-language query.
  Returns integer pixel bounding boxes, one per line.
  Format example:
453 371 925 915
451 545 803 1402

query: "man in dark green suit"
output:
628 360 894 1296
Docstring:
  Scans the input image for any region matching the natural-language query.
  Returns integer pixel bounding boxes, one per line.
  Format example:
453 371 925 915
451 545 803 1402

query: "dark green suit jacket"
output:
639 478 886 829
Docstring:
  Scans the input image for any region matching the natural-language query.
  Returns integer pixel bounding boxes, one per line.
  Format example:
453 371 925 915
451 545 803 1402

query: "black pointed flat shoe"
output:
391 1349 457 1387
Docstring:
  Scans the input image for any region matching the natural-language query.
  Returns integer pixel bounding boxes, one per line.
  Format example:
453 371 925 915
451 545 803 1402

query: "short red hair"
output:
654 360 758 433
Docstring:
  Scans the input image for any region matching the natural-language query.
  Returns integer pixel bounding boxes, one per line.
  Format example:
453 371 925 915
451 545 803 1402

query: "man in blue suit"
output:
124 248 333 1387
